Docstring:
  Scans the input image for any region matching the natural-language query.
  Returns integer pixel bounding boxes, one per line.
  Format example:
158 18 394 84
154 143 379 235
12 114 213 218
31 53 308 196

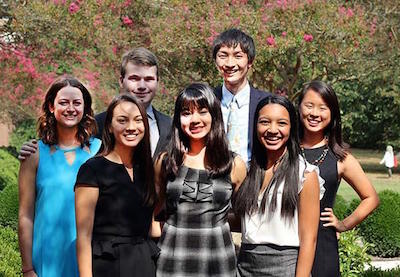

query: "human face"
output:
110 101 145 148
119 62 158 109
299 89 331 135
180 105 212 143
257 104 291 155
50 86 84 129
215 44 252 93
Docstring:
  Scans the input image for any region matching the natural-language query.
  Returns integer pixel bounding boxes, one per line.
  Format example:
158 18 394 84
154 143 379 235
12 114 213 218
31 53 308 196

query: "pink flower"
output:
303 34 313 42
266 36 276 46
122 16 133 26
68 2 80 14
281 31 287 37
346 8 354 17
112 46 118 55
122 0 131 7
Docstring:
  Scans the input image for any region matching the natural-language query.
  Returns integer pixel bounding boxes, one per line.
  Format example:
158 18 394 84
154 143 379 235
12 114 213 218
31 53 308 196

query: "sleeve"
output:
298 157 326 200
75 160 99 189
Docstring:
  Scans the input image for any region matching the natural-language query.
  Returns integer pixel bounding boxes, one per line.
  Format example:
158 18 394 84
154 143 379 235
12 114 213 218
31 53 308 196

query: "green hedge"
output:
350 190 400 257
333 194 349 220
0 149 19 191
363 266 400 277
0 226 21 277
0 182 19 230
339 229 371 276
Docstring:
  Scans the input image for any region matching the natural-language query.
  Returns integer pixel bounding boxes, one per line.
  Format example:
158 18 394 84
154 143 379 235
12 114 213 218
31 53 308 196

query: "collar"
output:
221 82 250 108
146 105 155 120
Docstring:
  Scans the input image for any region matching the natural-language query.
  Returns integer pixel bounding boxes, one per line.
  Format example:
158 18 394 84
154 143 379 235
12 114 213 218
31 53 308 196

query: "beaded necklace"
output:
301 145 329 166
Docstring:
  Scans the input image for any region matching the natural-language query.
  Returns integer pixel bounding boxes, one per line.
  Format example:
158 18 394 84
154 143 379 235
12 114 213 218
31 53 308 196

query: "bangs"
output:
179 89 209 111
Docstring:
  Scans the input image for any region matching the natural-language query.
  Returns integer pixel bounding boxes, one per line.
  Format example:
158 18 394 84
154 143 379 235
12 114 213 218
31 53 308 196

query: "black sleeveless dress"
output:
303 146 341 277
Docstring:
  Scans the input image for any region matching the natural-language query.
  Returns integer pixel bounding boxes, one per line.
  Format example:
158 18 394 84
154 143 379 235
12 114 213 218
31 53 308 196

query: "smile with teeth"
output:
124 133 139 140
264 135 282 144
307 118 321 127
189 125 204 134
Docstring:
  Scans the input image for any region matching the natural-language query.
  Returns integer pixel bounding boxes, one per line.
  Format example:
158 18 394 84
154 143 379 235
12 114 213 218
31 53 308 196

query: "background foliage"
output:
0 0 399 149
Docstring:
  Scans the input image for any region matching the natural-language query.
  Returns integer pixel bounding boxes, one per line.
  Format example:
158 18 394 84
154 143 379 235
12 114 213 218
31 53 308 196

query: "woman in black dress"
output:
75 94 158 277
298 80 379 276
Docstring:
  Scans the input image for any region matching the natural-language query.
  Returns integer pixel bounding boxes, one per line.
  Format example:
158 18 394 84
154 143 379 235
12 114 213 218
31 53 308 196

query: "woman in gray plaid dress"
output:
154 83 247 277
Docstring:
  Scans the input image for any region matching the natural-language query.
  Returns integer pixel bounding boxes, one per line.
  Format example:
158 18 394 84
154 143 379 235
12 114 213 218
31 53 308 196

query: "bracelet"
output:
22 268 34 274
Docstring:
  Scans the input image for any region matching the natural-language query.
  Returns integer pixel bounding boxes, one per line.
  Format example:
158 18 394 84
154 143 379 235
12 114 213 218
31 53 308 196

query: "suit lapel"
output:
248 87 260 152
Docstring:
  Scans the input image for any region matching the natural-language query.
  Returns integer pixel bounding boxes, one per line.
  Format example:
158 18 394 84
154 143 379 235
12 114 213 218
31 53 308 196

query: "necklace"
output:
302 146 329 166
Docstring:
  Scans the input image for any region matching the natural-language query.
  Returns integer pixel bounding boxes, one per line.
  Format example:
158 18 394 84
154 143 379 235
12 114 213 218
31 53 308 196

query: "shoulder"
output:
95 111 107 122
153 107 172 122
213 85 223 100
82 155 104 169
250 86 272 98
88 137 102 152
231 155 247 186
338 151 360 175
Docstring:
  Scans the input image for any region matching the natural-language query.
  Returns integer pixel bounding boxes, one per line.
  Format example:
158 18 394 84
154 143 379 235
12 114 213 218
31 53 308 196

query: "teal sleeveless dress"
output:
32 138 101 276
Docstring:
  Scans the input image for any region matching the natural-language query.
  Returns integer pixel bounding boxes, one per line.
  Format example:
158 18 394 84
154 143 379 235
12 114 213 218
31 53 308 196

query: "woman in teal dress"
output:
18 76 100 277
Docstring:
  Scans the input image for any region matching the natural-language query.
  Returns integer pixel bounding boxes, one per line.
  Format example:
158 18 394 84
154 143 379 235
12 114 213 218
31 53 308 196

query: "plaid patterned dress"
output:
157 165 237 277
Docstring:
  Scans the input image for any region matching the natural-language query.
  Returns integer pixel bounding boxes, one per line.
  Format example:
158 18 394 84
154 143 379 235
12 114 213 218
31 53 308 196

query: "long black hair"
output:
99 94 156 206
234 95 303 219
162 83 232 181
298 80 347 161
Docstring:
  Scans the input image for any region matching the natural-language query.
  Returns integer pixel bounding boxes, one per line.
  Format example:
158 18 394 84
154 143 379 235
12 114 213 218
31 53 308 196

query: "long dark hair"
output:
38 75 97 146
162 83 232 181
234 95 303 220
99 94 156 206
298 80 347 161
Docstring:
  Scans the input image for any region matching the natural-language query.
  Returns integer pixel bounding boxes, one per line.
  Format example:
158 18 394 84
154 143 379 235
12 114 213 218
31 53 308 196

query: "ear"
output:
49 103 54 113
119 76 124 88
247 60 253 69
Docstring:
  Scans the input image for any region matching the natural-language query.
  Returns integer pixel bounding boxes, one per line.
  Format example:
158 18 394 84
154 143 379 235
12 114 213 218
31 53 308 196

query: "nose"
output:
224 55 235 68
126 119 137 130
267 122 278 134
190 111 201 123
310 107 319 117
66 103 74 112
137 79 146 91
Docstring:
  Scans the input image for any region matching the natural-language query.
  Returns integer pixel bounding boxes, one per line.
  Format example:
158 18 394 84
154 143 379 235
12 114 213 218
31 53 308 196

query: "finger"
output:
17 155 26 161
321 212 332 216
323 222 334 227
320 217 332 222
324 207 333 212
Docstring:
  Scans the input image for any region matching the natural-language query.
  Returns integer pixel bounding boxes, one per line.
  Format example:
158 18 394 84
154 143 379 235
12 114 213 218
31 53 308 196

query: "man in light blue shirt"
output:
213 29 271 163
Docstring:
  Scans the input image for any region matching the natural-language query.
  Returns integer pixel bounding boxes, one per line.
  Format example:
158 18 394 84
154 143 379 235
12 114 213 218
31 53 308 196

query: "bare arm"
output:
322 153 379 232
228 156 247 232
153 153 167 218
296 171 320 277
18 140 38 161
18 150 39 277
75 186 99 277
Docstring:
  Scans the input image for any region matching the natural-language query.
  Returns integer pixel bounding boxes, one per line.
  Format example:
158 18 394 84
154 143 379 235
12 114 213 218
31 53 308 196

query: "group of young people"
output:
17 28 379 277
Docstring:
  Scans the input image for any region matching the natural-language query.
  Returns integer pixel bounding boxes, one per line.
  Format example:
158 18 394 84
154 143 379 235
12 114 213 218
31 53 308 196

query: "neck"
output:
301 129 326 148
56 125 79 147
266 147 286 169
111 143 135 167
188 140 206 156
225 79 248 95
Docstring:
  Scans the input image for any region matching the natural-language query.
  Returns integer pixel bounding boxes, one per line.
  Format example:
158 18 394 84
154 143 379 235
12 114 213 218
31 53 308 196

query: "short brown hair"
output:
120 47 159 79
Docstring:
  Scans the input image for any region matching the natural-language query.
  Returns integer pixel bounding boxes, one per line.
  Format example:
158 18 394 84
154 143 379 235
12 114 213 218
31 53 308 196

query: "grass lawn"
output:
337 148 400 202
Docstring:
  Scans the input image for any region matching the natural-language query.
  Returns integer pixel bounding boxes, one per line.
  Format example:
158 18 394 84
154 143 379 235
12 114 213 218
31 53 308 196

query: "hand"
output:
320 207 347 232
18 140 38 161
23 269 37 277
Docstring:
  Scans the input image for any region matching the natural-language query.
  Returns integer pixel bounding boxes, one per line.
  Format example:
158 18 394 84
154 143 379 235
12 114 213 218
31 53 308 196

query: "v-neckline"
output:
103 156 135 183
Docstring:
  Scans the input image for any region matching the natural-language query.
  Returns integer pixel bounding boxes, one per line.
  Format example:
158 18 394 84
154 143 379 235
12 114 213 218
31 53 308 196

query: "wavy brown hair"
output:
37 75 97 146
99 94 156 206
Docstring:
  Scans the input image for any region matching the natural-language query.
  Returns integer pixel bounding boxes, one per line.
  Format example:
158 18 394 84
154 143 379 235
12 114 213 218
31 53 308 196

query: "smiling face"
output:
257 103 291 156
110 101 145 149
50 86 84 129
299 89 332 136
215 44 252 93
180 104 212 144
119 62 158 109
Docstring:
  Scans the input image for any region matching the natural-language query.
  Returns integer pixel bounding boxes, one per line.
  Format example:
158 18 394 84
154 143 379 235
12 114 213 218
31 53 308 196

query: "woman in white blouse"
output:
234 95 323 277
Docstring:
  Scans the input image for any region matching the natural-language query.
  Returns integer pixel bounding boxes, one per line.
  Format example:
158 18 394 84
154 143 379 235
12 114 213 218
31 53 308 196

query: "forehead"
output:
124 62 157 77
259 103 290 119
55 86 83 99
217 43 246 54
302 89 327 105
113 101 141 116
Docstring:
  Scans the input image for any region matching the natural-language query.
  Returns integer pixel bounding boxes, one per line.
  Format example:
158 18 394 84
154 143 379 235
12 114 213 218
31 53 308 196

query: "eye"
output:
129 76 141 81
217 53 227 59
199 108 209 115
135 117 143 123
258 119 270 125
181 110 191 117
117 118 127 124
278 121 288 126
320 106 329 111
59 101 68 106
144 77 155 82
235 54 243 59
73 101 82 106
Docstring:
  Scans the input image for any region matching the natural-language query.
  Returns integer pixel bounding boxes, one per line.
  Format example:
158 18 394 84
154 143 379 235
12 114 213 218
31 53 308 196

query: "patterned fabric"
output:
221 83 250 163
157 166 237 277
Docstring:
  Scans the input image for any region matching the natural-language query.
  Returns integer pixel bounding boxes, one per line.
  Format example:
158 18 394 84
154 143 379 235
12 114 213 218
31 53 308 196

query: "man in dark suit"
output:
212 29 271 163
95 47 172 158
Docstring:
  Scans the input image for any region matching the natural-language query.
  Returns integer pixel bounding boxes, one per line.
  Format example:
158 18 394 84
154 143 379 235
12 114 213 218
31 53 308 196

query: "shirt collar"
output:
221 82 250 108
146 105 155 120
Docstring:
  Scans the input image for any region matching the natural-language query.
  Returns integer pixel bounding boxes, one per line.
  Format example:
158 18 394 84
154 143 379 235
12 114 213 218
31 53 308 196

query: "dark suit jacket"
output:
94 106 172 158
214 85 271 155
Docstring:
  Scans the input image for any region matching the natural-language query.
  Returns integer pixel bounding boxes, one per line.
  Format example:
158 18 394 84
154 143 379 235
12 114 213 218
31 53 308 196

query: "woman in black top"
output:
298 80 379 276
75 94 158 277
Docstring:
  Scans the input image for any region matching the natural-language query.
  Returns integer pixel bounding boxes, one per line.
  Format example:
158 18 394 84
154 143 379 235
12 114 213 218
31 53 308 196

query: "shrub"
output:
9 119 37 153
333 194 349 220
339 229 371 276
0 149 19 191
349 190 400 257
363 266 400 277
0 182 19 229
0 226 21 277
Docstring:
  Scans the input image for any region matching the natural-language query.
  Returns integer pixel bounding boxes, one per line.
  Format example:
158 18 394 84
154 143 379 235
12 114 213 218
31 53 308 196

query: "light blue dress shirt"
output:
221 82 251 163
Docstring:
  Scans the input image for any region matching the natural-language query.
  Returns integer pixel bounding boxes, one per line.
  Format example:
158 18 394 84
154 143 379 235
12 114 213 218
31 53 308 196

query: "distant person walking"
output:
380 145 395 178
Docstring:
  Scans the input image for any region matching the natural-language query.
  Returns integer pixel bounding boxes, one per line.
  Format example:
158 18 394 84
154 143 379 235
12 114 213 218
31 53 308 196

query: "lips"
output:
124 133 139 141
263 135 283 145
306 118 321 127
133 92 149 98
189 126 204 134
